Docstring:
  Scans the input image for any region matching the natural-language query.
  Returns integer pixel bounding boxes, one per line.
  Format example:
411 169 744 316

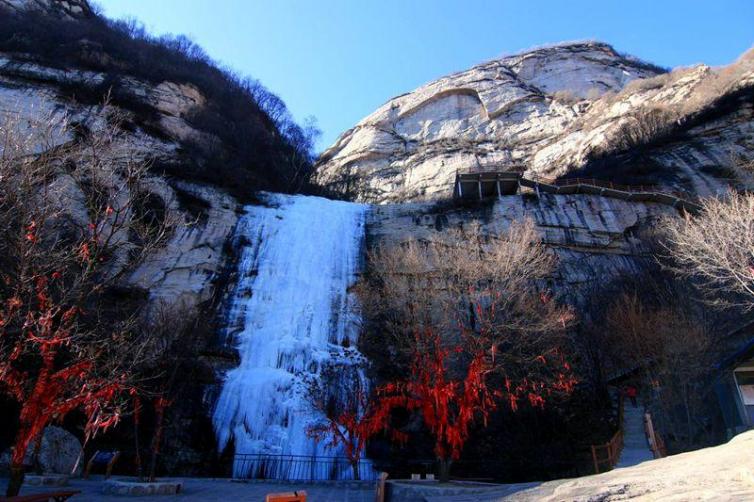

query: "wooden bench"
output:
265 491 307 502
0 490 81 502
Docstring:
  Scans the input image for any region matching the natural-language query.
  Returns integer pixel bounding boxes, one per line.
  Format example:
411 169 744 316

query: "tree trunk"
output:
350 460 361 480
32 433 44 475
134 418 143 482
148 405 166 482
148 425 162 483
7 464 25 497
7 425 35 496
683 382 693 448
438 458 452 483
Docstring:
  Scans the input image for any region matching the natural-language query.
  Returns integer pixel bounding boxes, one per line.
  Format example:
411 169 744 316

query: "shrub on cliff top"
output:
0 9 320 199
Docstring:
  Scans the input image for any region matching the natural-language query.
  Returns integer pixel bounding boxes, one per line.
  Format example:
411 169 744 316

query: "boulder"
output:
0 426 83 476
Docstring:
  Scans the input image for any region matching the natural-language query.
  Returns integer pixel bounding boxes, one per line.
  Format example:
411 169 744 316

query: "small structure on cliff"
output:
453 171 522 201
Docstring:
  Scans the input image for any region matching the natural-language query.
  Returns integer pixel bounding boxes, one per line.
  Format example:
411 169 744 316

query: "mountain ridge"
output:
314 42 753 203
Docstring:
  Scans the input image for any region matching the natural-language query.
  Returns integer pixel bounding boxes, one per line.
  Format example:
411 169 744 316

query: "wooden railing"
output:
590 394 625 474
451 169 703 213
644 412 667 459
521 175 702 213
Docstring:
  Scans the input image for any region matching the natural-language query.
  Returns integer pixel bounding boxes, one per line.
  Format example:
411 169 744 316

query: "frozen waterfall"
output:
212 194 370 479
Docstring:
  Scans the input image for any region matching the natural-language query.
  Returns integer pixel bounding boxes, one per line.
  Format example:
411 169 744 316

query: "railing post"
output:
591 445 599 474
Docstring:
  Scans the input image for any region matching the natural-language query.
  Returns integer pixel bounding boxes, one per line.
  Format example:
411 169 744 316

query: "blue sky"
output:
95 1 753 150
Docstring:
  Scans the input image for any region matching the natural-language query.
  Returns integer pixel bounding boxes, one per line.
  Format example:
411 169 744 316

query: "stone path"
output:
616 403 655 468
0 477 374 501
409 481 539 501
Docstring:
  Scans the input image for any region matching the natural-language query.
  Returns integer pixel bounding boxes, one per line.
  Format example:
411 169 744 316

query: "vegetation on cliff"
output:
0 6 320 200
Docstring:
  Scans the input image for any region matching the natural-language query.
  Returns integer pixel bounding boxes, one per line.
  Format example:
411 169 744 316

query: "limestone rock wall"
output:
128 181 239 309
0 0 93 19
0 53 239 311
315 42 753 203
367 192 676 305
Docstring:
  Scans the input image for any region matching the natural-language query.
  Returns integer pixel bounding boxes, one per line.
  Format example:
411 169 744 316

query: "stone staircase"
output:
616 404 655 468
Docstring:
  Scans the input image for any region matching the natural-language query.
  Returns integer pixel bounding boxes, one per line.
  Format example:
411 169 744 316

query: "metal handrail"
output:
525 174 700 202
232 453 378 481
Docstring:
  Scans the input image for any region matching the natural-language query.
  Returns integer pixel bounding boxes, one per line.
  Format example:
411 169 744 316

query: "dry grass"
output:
552 90 582 106
621 73 671 94
579 46 753 160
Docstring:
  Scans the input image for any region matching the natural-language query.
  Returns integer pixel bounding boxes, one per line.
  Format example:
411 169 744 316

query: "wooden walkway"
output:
519 175 702 214
453 171 702 214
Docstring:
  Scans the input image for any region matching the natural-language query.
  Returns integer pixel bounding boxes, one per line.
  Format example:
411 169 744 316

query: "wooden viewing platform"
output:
453 171 522 200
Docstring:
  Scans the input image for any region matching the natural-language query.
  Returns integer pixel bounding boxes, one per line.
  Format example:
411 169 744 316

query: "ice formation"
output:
212 194 369 478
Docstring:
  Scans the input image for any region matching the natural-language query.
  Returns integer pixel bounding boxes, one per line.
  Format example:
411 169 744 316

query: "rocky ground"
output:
0 477 373 501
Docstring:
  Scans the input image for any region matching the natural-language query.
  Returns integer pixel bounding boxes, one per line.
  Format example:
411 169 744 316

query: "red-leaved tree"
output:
0 276 126 473
0 112 173 495
360 221 578 481
373 328 495 481
306 383 381 480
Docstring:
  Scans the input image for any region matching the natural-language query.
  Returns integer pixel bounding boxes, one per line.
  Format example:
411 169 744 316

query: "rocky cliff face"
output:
315 42 753 203
315 42 753 316
0 54 240 309
0 0 92 19
368 193 674 307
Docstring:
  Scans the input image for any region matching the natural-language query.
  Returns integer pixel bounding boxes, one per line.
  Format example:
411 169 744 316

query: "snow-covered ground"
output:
212 194 369 477
426 431 754 501
507 430 754 501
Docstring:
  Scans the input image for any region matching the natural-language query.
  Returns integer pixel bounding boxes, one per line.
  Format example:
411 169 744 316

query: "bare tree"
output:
305 371 376 481
603 292 716 449
610 105 679 152
662 191 754 309
130 300 202 482
361 220 573 371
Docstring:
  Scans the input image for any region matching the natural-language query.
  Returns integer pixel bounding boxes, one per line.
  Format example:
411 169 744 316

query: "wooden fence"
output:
590 395 625 474
644 412 668 459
